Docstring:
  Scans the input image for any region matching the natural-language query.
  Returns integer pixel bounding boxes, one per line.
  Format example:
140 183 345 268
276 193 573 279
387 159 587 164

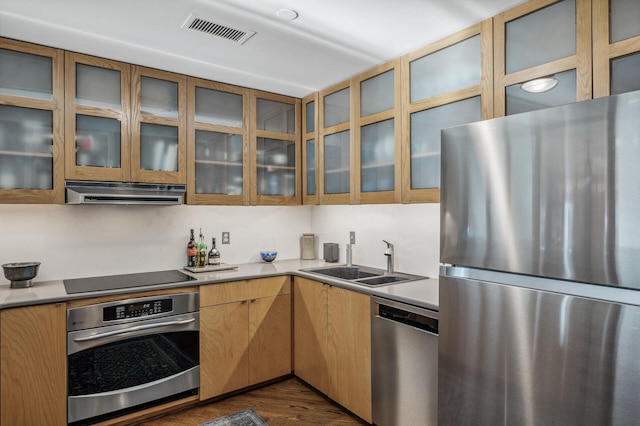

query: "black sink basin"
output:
305 266 380 280
301 265 424 287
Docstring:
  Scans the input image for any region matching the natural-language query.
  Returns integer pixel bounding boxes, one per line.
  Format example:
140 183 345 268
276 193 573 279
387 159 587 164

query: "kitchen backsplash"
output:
0 203 440 282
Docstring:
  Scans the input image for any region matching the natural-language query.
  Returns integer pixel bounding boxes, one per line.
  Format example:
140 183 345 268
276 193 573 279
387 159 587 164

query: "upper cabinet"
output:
251 91 301 206
187 78 249 205
401 21 492 203
302 93 319 205
130 67 187 184
494 0 592 116
64 52 132 182
0 38 64 203
355 60 401 204
65 53 188 184
319 80 353 204
593 0 640 97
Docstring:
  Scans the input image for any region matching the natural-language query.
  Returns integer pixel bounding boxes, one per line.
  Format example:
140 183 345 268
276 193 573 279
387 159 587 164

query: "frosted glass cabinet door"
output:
361 119 394 192
324 130 350 194
306 139 316 196
0 105 53 189
139 123 178 172
410 35 481 102
361 70 394 116
505 0 576 74
324 88 350 128
195 87 243 127
410 97 481 189
256 138 296 196
610 0 640 43
194 130 243 195
75 115 121 168
257 98 295 134
75 64 121 109
611 53 640 95
0 49 52 100
140 77 178 118
306 101 315 133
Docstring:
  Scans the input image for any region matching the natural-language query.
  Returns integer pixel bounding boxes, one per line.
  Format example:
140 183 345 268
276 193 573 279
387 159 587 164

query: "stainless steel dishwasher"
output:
372 296 438 426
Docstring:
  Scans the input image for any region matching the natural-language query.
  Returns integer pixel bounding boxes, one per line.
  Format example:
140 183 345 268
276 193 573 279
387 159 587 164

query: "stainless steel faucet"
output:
346 243 353 266
383 240 394 273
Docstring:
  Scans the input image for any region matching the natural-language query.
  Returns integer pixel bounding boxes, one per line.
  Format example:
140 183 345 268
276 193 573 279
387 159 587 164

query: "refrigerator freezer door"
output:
439 274 640 426
440 90 640 289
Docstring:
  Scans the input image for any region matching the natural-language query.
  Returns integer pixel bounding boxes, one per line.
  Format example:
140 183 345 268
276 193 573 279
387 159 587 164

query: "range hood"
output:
65 181 185 205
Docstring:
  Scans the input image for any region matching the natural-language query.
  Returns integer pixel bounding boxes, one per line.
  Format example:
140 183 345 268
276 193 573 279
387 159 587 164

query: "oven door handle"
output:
73 318 196 342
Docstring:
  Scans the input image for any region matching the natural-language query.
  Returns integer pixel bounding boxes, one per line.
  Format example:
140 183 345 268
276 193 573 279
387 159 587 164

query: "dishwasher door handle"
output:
375 302 438 336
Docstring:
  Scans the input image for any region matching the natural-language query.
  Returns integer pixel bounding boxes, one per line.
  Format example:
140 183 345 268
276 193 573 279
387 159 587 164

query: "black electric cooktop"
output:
63 270 196 294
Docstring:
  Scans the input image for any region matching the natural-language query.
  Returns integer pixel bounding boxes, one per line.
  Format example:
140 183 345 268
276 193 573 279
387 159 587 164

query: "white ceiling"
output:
0 0 526 98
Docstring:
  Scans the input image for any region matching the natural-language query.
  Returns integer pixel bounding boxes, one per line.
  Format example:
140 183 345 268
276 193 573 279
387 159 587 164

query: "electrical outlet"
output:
222 232 230 244
350 231 356 244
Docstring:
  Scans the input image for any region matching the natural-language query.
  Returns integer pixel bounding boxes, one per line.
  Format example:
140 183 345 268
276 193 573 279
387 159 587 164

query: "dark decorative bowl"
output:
2 262 41 288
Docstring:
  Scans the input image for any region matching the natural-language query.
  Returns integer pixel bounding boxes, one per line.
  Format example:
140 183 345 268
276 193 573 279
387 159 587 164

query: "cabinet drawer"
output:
200 276 290 306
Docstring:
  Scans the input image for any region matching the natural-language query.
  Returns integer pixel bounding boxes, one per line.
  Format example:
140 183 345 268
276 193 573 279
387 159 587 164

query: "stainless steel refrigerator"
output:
439 90 640 426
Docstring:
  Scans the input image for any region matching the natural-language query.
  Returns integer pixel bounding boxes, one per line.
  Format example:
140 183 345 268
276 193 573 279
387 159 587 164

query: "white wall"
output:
0 203 441 282
311 204 441 278
0 204 313 281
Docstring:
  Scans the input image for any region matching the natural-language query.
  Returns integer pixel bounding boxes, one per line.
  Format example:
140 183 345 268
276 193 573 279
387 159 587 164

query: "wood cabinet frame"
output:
0 38 65 204
302 93 319 205
318 79 355 205
401 20 493 203
250 90 302 206
592 0 640 98
186 78 250 205
354 59 402 205
130 66 188 184
493 0 592 116
64 51 132 182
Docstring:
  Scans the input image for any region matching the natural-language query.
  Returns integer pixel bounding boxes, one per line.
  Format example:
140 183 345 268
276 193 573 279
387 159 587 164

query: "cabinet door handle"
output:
250 298 257 303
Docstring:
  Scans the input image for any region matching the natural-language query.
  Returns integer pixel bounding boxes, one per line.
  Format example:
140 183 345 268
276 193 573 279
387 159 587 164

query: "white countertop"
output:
0 258 439 311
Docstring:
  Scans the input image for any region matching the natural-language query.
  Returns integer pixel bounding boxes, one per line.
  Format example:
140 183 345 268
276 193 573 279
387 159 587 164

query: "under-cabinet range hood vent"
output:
65 181 185 205
182 14 256 44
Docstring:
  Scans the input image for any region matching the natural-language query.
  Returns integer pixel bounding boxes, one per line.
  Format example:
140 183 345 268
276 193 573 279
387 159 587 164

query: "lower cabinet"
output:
0 303 67 426
293 277 372 423
200 276 292 400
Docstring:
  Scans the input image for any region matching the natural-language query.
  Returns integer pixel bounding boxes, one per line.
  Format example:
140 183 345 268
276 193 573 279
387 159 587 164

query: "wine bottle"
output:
208 237 221 265
197 228 207 267
187 229 197 267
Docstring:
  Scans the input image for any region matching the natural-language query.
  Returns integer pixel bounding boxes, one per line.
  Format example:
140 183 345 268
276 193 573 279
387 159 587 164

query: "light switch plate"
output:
350 231 356 244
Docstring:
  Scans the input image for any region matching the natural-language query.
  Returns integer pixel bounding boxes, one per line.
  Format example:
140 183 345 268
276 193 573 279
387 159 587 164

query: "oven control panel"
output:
103 298 173 321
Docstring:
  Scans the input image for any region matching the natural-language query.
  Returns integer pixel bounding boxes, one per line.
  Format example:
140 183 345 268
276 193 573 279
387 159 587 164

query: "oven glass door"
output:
67 312 199 424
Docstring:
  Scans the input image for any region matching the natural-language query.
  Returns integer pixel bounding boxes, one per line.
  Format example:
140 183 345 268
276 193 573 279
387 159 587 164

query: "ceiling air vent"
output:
182 14 256 45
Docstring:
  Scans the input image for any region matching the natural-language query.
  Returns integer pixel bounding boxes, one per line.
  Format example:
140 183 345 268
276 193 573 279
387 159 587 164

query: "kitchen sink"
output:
301 265 424 287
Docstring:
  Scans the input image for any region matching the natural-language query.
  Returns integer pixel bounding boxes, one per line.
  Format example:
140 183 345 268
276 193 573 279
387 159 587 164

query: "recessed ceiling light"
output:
277 8 299 21
520 77 559 93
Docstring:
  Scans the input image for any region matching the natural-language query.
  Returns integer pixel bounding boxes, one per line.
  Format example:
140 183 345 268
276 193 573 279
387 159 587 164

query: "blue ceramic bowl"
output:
260 251 277 263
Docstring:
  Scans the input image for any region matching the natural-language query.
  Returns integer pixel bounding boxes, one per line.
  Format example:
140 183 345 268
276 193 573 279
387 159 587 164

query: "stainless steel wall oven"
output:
67 292 199 425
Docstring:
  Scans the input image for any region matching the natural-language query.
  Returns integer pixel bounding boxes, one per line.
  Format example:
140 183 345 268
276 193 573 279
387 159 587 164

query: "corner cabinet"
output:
199 276 291 399
0 38 65 203
293 277 372 423
0 303 67 425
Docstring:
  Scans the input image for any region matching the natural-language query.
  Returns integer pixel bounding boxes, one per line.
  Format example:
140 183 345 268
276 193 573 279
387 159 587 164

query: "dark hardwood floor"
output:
137 377 369 426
